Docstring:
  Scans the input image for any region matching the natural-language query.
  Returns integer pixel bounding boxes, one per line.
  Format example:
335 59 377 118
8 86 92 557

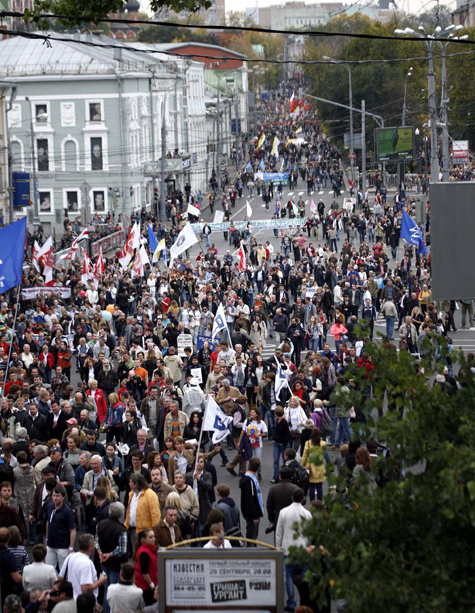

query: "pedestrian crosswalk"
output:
262 340 277 361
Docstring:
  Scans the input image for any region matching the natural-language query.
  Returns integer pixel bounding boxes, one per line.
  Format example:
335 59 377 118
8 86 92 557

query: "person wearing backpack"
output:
301 428 331 501
284 448 310 496
310 399 333 441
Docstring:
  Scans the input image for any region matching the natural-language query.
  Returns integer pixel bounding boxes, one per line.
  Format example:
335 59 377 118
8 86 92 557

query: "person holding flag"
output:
211 303 227 343
400 209 426 256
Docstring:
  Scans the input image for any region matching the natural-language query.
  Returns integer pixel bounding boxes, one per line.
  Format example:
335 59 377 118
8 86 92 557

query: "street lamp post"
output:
24 96 40 229
401 66 413 184
438 28 467 182
395 25 461 183
323 56 354 184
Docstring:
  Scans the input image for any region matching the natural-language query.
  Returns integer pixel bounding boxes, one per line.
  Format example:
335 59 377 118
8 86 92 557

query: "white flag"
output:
275 359 288 401
139 245 150 268
202 395 233 444
170 223 199 263
211 303 227 340
246 200 252 218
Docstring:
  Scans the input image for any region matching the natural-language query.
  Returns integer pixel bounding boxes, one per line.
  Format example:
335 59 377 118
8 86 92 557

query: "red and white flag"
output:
119 222 140 270
91 248 105 289
81 248 92 286
131 247 143 279
36 237 53 270
238 241 247 270
42 244 55 284
32 240 42 272
58 228 89 262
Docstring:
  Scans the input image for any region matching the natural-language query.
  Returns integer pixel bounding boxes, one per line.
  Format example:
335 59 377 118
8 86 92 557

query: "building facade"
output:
0 34 208 232
258 2 344 29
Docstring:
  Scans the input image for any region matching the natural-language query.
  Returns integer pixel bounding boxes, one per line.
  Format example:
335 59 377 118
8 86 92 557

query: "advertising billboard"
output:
376 127 414 162
453 140 469 163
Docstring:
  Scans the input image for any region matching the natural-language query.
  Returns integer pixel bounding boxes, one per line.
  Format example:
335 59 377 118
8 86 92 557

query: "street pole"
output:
440 44 450 182
361 99 366 199
401 68 412 184
323 58 354 184
159 100 166 221
234 76 240 166
217 81 221 173
427 40 440 182
347 65 354 185
25 96 39 229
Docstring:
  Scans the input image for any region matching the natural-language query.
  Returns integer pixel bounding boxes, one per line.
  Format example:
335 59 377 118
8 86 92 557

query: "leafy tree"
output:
25 0 211 29
291 339 475 613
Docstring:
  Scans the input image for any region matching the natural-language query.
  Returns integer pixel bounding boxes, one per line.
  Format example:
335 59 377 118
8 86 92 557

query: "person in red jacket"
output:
134 529 158 605
39 344 55 384
86 379 108 424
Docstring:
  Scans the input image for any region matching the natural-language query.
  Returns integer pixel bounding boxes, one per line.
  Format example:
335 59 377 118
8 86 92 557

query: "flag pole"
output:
1 282 22 400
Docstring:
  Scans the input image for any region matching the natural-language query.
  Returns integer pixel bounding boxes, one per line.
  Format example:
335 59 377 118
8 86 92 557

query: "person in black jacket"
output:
272 407 290 482
185 453 213 537
216 483 241 536
45 400 68 440
23 403 47 441
239 457 264 546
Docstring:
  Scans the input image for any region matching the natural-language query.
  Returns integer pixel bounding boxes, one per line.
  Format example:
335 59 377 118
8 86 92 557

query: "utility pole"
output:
25 96 39 229
234 76 240 166
361 100 366 199
427 41 440 182
216 81 221 174
440 44 450 182
159 100 166 221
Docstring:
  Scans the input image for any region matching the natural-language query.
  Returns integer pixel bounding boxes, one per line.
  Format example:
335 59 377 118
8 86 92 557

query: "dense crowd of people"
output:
0 84 458 613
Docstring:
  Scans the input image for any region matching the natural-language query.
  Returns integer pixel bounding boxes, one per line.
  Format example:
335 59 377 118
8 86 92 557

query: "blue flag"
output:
0 217 26 292
400 209 426 255
148 223 157 252
245 161 252 173
259 158 265 171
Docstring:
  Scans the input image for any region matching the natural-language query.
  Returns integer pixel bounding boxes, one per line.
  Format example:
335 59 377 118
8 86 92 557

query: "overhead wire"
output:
1 10 475 46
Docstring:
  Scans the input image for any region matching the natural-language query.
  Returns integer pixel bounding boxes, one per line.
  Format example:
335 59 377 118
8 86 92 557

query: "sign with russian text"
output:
177 333 194 357
161 553 281 611
191 218 306 235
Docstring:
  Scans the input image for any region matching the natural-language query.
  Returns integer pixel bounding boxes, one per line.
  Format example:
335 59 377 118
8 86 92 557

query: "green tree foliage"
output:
291 339 475 613
24 0 211 29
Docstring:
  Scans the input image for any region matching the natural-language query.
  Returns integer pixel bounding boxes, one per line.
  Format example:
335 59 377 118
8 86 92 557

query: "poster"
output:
213 210 224 224
305 287 317 298
197 335 215 351
165 557 277 608
177 333 194 357
190 367 203 384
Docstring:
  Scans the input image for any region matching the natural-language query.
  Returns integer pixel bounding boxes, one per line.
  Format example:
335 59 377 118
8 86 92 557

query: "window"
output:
90 137 103 170
35 103 48 124
38 190 53 215
85 100 104 124
92 189 106 213
36 138 49 172
89 102 102 122
64 190 80 212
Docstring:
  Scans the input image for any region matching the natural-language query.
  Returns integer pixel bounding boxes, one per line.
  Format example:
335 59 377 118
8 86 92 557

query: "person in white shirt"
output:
203 524 232 549
107 562 145 613
275 489 312 612
59 534 106 599
22 543 58 593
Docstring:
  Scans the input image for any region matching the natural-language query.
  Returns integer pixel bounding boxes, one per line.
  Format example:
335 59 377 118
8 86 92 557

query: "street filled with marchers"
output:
0 43 474 613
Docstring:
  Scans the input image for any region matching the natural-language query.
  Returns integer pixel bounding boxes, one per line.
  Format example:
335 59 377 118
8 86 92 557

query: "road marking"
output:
298 191 304 196
328 191 333 194
288 192 294 196
231 201 250 219
318 191 324 194
305 200 309 204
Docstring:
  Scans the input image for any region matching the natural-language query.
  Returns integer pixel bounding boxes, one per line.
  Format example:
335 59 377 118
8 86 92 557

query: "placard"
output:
191 218 306 235
213 210 224 224
177 333 194 357
305 287 317 298
21 286 72 300
187 203 200 218
165 557 277 607
197 335 215 351
190 368 203 384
